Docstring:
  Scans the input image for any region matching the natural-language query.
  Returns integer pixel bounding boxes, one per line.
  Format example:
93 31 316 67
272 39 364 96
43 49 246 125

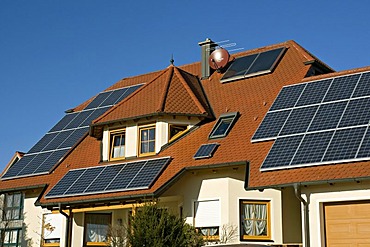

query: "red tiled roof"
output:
90 65 213 138
5 40 367 206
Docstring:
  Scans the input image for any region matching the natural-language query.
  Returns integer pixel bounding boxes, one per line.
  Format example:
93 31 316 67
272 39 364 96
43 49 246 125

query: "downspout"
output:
59 203 72 247
294 183 310 247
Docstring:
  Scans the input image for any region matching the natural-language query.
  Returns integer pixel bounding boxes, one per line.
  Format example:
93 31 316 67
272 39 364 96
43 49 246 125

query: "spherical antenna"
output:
209 48 230 71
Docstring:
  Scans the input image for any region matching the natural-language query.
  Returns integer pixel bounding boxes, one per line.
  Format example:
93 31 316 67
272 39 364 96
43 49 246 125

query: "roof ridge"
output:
157 66 174 112
92 68 168 125
173 66 207 114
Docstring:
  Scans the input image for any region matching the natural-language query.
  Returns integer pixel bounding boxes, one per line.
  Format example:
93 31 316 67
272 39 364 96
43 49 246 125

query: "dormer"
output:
90 65 213 161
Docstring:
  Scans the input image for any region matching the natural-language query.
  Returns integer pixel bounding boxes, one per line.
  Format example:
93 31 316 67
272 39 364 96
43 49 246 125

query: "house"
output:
1 37 364 247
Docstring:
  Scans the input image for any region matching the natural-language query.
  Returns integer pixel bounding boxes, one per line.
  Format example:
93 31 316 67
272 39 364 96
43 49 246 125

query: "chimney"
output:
198 38 217 80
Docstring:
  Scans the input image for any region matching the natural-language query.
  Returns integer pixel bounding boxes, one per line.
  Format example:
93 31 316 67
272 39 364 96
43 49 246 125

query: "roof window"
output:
209 112 239 139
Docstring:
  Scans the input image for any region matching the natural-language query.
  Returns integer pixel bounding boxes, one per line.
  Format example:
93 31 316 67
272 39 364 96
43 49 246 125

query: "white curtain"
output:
86 214 110 242
243 204 254 235
242 203 267 236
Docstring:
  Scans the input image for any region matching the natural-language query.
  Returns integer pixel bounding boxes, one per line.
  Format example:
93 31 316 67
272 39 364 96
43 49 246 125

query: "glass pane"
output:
222 54 258 80
149 141 155 153
212 118 232 137
18 229 22 245
13 194 21 207
148 128 155 140
119 135 125 145
4 231 10 243
113 136 121 146
242 202 268 237
9 230 17 244
6 195 13 207
141 143 148 153
85 214 110 243
119 146 125 157
12 209 20 220
141 130 148 141
5 210 12 221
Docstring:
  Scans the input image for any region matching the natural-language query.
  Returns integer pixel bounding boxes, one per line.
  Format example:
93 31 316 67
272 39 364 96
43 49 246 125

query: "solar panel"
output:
338 98 370 128
254 71 370 171
64 167 105 195
295 79 332 107
221 47 286 83
45 169 85 198
278 106 318 136
356 127 370 158
352 72 370 98
269 84 305 111
308 101 347 132
322 127 366 162
2 84 143 180
45 157 170 198
84 164 126 193
291 131 334 166
251 110 291 141
193 143 219 159
261 135 303 170
105 162 145 191
323 74 360 102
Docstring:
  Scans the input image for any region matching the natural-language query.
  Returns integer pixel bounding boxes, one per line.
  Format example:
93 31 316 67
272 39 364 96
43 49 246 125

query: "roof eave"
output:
245 176 370 191
37 161 246 209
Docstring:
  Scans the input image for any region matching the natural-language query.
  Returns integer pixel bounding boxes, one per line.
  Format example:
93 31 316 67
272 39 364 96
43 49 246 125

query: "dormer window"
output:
169 125 188 142
139 124 156 156
110 130 125 160
209 112 239 139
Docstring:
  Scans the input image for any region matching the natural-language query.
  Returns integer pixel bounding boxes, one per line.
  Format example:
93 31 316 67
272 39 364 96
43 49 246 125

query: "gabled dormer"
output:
90 65 213 161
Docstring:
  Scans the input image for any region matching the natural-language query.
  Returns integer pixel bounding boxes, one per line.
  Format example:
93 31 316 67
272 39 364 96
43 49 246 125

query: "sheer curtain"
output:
242 203 267 236
86 214 110 242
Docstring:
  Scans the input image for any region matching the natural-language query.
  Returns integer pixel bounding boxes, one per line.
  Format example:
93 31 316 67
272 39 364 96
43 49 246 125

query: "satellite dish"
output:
209 48 230 71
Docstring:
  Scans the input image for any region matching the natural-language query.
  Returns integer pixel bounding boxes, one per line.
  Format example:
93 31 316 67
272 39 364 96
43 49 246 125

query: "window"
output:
169 125 187 142
194 200 220 241
42 213 63 246
84 213 111 246
209 112 239 139
1 229 22 247
240 200 271 240
139 125 155 156
110 130 125 160
3 193 23 221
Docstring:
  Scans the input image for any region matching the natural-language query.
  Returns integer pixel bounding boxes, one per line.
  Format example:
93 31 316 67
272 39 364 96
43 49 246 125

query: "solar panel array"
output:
251 71 370 171
2 84 142 179
193 143 219 159
45 157 170 198
221 47 286 83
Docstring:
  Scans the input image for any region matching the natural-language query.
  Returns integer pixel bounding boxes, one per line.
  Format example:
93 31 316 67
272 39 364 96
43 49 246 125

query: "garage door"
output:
324 201 370 247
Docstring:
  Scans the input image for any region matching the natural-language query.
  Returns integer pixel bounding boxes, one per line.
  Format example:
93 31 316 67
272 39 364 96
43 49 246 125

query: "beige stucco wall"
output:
161 166 283 245
280 187 302 244
72 212 84 247
300 180 370 247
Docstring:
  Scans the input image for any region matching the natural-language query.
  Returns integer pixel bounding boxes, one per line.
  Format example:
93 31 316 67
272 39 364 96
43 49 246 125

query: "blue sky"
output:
1 1 370 171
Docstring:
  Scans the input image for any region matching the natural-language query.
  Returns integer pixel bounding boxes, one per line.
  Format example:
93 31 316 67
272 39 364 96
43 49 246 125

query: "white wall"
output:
23 196 43 247
23 192 66 247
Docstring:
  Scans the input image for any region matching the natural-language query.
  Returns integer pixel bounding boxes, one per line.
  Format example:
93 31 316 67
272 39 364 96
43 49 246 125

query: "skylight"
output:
209 112 239 139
